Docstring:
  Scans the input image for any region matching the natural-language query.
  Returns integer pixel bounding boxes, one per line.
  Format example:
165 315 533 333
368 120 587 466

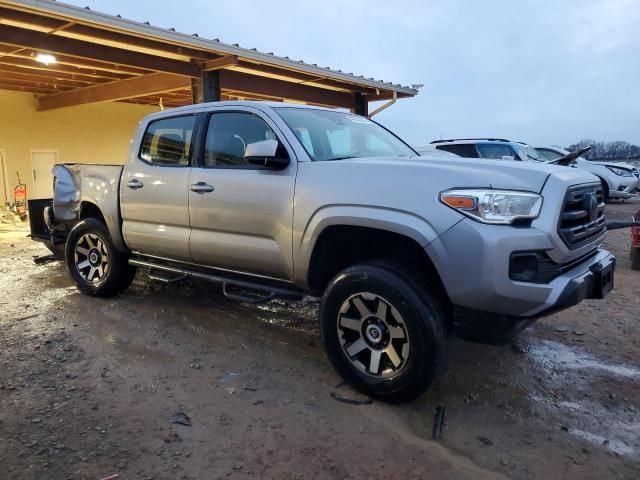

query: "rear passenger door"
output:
120 114 197 261
188 108 297 280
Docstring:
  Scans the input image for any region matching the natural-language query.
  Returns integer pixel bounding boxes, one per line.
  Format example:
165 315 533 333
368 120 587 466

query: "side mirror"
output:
501 155 515 161
244 139 289 170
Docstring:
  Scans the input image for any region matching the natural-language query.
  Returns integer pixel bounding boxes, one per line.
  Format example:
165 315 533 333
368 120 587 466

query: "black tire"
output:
320 261 451 402
65 218 136 297
631 248 640 271
599 178 610 202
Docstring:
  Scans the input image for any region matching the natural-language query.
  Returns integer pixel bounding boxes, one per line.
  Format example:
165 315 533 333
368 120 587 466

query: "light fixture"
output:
35 53 56 65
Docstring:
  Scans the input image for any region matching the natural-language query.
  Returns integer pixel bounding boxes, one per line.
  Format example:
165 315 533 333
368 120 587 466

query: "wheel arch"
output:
298 208 449 304
77 199 127 252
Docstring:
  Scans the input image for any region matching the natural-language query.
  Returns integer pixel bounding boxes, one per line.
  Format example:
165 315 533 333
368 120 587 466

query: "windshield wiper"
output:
324 156 355 161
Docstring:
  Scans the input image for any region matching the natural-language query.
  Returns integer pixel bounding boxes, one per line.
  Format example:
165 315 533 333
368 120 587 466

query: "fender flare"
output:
294 204 442 287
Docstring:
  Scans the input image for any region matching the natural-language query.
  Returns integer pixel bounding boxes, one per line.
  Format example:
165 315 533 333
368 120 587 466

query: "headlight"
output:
440 189 543 225
607 166 633 177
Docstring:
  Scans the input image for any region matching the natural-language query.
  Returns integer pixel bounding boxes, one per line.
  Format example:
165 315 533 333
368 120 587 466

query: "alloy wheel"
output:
74 233 109 283
337 292 410 379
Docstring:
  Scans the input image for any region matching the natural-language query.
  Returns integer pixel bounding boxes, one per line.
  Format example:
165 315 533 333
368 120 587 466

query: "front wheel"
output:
320 262 451 402
65 218 136 297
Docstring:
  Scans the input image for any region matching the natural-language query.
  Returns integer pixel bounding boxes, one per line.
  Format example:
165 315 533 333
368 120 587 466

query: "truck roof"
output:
145 100 340 120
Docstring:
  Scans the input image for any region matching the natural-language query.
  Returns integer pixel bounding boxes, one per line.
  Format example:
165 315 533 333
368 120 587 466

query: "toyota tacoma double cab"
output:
32 101 615 401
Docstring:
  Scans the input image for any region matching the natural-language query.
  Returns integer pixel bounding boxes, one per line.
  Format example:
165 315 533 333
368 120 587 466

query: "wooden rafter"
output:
202 55 238 71
37 72 190 111
0 23 200 77
218 70 354 108
0 6 216 61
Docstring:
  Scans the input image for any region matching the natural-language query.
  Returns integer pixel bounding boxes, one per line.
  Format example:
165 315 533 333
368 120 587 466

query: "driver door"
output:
188 108 297 280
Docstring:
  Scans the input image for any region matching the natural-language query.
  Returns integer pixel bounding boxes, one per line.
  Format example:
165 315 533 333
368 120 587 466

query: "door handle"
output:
126 179 144 190
190 182 214 193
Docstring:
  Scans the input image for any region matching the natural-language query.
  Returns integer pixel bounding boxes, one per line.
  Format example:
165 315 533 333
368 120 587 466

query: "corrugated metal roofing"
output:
2 0 418 97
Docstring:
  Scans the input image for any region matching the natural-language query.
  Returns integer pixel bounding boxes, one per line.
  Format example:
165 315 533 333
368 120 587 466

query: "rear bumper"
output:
453 250 615 343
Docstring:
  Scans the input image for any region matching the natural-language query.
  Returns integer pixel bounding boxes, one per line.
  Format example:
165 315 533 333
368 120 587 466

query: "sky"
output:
63 0 640 147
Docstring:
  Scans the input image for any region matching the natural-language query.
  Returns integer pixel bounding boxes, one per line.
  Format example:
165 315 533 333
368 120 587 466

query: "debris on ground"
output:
432 405 446 440
171 411 192 426
32 253 59 265
330 391 373 405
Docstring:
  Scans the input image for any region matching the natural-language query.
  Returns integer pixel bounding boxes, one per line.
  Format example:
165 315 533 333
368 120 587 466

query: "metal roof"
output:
0 0 419 100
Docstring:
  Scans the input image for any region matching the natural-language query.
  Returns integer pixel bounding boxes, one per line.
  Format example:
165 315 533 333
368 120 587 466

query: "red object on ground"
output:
14 183 27 215
632 210 640 248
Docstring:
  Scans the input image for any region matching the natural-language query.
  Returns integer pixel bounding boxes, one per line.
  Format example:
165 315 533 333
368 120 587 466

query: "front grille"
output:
558 183 606 249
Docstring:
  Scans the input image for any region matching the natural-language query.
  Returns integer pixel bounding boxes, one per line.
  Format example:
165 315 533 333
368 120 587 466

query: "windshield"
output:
516 145 546 162
275 108 416 161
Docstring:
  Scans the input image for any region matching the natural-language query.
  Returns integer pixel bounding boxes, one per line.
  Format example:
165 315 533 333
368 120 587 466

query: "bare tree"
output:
566 140 640 161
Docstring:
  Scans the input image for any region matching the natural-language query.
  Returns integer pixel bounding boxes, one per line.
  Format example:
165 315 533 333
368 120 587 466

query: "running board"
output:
129 257 304 301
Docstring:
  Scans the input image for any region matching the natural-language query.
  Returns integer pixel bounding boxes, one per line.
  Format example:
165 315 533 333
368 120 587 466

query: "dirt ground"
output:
0 199 638 480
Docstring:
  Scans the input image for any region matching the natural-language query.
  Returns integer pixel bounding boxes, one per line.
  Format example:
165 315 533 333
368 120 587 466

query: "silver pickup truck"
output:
32 101 615 401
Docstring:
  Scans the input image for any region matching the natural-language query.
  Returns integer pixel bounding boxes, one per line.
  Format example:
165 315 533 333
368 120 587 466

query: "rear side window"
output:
436 144 478 158
139 115 196 166
476 143 516 159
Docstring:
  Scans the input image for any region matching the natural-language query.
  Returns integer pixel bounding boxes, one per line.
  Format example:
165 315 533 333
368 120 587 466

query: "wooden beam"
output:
218 70 354 108
0 23 200 77
202 55 238 71
37 72 190 110
0 57 131 81
0 69 94 88
0 7 214 61
0 82 58 94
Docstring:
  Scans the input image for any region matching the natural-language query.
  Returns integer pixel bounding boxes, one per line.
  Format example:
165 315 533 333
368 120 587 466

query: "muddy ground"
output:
0 200 638 480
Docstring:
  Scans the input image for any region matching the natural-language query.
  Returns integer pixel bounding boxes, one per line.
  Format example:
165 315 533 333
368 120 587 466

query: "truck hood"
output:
340 155 597 193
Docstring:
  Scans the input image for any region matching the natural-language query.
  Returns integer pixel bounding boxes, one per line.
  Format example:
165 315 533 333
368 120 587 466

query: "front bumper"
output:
607 175 639 199
451 250 615 343
425 216 615 343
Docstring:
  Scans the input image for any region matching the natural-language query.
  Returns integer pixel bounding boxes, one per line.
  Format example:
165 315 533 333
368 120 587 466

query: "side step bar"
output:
129 257 305 302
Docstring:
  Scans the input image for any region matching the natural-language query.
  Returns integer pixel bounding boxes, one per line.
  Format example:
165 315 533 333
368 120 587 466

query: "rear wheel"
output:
65 218 136 297
320 262 451 402
631 247 640 271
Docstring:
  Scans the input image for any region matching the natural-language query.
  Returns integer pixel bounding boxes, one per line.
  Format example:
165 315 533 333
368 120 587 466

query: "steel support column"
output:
354 92 368 116
191 69 220 103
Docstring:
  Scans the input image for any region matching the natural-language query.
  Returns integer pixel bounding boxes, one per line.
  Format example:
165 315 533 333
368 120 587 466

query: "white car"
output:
536 147 639 200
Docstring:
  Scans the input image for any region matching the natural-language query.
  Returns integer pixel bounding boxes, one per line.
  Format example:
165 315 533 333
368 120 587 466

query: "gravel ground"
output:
0 199 638 479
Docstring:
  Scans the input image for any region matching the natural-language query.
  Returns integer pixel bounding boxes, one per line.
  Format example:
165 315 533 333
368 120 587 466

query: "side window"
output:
436 144 478 158
476 143 515 159
204 112 278 167
139 115 195 166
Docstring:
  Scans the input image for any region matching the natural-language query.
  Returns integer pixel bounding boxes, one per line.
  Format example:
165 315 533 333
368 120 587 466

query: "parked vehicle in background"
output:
413 146 460 158
536 146 639 201
30 102 616 401
419 138 548 162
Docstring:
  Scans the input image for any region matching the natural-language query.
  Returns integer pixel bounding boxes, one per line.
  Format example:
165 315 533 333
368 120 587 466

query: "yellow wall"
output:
0 90 158 202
